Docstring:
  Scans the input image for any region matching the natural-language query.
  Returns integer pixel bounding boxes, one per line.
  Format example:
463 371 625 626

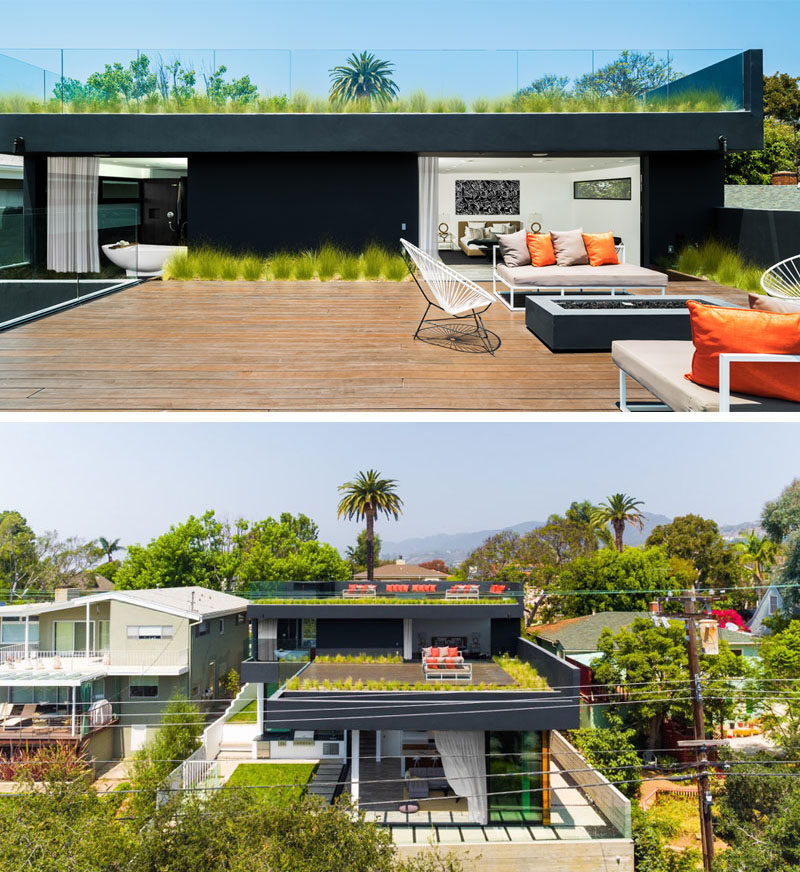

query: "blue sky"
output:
0 422 795 553
0 1 797 98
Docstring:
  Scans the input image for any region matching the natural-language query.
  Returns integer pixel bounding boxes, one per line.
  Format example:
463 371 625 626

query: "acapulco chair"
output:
400 239 499 355
761 254 800 298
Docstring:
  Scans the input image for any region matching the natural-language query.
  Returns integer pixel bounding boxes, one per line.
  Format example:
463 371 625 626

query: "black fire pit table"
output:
524 294 738 352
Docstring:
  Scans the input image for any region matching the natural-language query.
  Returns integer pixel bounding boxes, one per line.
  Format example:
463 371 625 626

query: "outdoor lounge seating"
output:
422 646 472 681
343 584 377 598
385 584 410 593
411 584 436 593
613 340 800 412
761 254 800 299
445 584 480 600
3 703 38 729
401 238 499 355
493 244 668 310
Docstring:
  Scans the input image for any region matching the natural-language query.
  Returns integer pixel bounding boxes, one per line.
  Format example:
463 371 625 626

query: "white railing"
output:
157 745 220 808
0 648 189 671
203 682 258 759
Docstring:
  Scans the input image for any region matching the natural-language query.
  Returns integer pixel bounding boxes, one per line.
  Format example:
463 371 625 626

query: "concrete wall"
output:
395 840 633 872
189 613 248 698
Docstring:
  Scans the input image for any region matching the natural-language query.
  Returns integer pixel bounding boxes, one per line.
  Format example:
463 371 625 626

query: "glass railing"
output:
0 205 139 329
0 48 748 113
248 580 523 603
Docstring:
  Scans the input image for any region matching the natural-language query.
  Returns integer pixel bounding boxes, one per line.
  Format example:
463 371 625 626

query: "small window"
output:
196 621 209 637
769 595 779 615
129 677 158 698
100 179 140 201
127 625 173 640
235 613 246 625
219 619 225 636
573 177 632 200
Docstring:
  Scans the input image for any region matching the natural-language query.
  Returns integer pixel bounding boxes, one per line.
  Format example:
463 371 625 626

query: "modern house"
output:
241 580 635 869
0 48 763 333
0 586 248 759
353 558 449 583
530 611 760 728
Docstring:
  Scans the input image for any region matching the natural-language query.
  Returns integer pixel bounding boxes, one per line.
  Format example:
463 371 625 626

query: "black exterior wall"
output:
714 206 800 266
316 618 404 652
189 152 419 253
642 151 725 263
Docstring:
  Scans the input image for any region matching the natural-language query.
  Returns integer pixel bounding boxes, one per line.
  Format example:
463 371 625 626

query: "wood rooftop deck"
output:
0 278 749 412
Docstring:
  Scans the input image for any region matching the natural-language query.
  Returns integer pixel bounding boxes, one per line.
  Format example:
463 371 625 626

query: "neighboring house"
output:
0 586 248 759
53 572 115 600
747 583 785 635
353 559 449 583
530 611 760 728
241 580 634 870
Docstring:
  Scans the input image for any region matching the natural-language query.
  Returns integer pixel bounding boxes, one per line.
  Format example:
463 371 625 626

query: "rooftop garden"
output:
282 654 548 692
251 596 518 605
225 762 315 806
163 244 410 283
664 239 767 292
0 50 739 114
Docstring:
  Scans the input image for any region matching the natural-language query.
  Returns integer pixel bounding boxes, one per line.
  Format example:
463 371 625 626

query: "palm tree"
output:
736 530 778 584
97 536 122 563
590 494 646 553
329 52 399 105
337 470 403 581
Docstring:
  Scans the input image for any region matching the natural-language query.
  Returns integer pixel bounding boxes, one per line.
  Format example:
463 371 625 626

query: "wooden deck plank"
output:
0 278 749 411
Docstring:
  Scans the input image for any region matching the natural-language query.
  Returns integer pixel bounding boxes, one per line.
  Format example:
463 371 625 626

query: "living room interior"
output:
433 156 641 279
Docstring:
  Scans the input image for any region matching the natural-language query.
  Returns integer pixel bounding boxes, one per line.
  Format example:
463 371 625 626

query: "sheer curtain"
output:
47 156 100 273
433 730 488 824
417 156 439 253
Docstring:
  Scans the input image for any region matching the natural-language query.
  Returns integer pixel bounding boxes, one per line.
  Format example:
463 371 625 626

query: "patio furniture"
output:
493 244 667 310
613 340 800 412
445 584 480 601
4 704 38 729
411 584 436 593
400 238 499 355
422 646 472 681
407 777 430 800
761 254 800 299
342 584 377 598
398 801 420 814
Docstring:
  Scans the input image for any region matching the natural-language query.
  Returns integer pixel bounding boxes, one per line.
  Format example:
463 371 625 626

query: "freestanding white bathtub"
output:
101 242 187 277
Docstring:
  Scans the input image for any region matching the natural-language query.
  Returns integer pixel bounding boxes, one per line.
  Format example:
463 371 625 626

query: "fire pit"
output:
524 294 737 352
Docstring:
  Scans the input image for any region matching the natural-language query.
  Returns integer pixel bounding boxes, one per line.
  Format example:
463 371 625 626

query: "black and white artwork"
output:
455 179 520 215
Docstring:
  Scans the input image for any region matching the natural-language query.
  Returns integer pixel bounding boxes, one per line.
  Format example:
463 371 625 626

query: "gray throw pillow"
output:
550 228 589 267
497 229 531 267
748 292 800 314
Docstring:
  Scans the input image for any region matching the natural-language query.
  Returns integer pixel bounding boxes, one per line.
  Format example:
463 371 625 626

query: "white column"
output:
23 616 29 659
85 601 90 658
376 730 382 763
71 686 76 737
257 682 265 733
403 619 412 661
351 729 360 806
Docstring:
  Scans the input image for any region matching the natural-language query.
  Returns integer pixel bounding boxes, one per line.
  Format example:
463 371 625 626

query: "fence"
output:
550 730 632 839
156 745 220 808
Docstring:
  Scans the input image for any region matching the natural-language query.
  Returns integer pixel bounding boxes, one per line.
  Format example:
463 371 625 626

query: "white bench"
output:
613 340 800 413
342 585 377 599
445 585 480 601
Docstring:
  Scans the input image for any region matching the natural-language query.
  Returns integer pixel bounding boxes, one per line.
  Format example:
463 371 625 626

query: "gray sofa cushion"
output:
612 340 800 412
497 229 531 267
748 293 800 314
550 228 589 266
496 262 668 289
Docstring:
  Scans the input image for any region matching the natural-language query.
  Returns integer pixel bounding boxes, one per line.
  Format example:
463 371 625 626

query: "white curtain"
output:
47 156 100 273
433 729 488 824
418 156 439 253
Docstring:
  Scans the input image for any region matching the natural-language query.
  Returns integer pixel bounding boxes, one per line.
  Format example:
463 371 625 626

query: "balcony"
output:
0 646 189 675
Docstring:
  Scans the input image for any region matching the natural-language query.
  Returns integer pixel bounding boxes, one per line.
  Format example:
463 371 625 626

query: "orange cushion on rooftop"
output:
581 232 619 267
685 301 800 404
526 232 557 267
447 647 459 657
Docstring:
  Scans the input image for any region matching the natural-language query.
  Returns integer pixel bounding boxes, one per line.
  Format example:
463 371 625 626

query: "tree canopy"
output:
763 72 800 123
725 118 796 184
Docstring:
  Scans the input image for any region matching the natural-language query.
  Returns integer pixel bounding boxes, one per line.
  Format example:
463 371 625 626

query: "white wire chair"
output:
761 254 800 298
400 239 499 355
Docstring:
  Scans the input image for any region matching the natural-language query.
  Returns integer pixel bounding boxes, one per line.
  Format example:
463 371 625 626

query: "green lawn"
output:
226 762 316 806
227 700 257 723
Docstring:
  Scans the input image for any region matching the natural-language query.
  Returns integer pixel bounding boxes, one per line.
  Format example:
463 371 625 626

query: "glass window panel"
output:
74 622 86 651
54 621 74 652
487 731 543 825
129 677 158 698
573 178 632 200
101 179 140 200
1 620 25 644
302 618 317 648
98 621 110 650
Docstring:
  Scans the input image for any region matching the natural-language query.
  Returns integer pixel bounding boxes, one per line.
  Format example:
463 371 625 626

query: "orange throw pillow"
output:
685 301 800 403
582 231 619 267
526 232 556 267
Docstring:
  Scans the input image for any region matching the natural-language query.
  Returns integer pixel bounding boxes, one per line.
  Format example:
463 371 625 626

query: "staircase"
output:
307 760 347 804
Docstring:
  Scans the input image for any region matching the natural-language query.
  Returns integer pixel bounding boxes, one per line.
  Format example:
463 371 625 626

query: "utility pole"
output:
651 589 718 872
682 589 715 872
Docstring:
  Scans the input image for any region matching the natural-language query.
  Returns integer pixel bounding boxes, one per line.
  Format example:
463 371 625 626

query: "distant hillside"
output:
383 512 676 566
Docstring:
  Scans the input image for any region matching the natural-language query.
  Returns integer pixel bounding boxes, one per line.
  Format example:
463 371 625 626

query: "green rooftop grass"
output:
225 762 316 805
251 597 517 606
675 239 766 293
227 699 257 724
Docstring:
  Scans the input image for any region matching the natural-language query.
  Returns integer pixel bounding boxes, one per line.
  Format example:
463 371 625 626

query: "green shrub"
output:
219 255 240 281
163 251 193 281
317 244 340 281
362 244 386 280
339 253 362 280
471 97 490 113
385 255 408 282
675 239 766 292
294 251 316 281
195 248 221 280
241 255 265 281
269 252 294 280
